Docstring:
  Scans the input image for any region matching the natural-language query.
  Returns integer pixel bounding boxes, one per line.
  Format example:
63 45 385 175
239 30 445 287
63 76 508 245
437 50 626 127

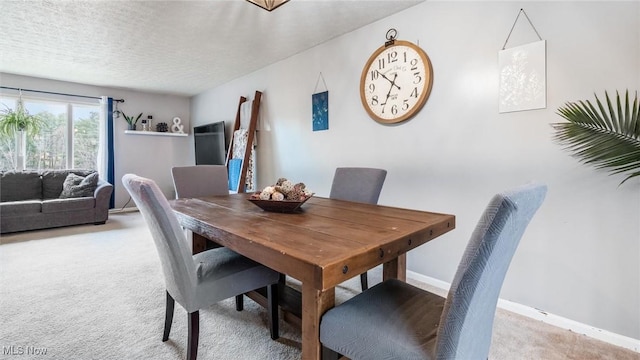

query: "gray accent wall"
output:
190 1 640 341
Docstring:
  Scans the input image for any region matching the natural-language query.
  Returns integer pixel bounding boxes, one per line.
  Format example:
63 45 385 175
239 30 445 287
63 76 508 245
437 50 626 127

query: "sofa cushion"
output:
0 171 42 202
59 172 99 199
0 200 42 216
42 169 95 199
42 197 95 213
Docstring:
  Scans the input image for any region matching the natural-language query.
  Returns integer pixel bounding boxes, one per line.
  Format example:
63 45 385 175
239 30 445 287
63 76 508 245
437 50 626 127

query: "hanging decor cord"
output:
502 8 542 50
0 86 123 103
313 72 328 94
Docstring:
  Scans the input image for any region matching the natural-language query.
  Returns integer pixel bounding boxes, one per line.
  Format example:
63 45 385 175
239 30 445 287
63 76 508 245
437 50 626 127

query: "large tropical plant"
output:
551 90 640 185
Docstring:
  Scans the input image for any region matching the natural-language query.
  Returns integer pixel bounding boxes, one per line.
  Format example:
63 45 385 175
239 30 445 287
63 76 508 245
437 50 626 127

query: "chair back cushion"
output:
329 167 387 204
122 174 196 308
171 165 229 199
435 182 547 359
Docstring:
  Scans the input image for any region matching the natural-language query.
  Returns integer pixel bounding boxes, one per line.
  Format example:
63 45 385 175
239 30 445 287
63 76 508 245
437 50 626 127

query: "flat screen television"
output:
194 121 226 165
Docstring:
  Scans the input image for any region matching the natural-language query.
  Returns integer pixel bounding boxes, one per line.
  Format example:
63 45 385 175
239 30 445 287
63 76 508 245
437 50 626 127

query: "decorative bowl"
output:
247 194 313 213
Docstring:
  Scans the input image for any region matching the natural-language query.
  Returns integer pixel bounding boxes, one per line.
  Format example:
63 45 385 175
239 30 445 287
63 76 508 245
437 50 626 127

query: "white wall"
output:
0 73 192 207
191 1 640 340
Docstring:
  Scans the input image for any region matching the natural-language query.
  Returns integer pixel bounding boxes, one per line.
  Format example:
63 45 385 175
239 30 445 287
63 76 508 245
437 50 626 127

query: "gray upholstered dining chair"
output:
320 182 547 360
330 167 387 290
171 165 230 199
172 165 250 310
122 174 279 360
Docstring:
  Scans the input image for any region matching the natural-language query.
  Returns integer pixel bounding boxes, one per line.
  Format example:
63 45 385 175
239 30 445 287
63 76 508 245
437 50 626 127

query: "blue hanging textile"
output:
107 98 115 208
228 158 243 192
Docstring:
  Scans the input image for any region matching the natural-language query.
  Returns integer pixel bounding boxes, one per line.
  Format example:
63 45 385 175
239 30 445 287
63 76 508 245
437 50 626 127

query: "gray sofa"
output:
0 169 113 234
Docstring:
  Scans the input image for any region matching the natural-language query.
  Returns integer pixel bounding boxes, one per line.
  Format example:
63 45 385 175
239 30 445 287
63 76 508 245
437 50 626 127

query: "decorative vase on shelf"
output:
128 124 136 131
144 115 153 131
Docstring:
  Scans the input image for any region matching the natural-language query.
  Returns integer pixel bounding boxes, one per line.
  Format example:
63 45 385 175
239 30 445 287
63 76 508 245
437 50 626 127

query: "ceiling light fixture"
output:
246 0 289 12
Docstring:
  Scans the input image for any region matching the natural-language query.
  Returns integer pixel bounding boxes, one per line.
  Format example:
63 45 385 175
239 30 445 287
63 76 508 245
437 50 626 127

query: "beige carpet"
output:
0 212 636 360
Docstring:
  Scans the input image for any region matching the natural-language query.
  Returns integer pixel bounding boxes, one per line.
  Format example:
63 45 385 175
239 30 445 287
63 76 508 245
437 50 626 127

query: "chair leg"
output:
322 346 340 360
235 294 244 311
267 283 279 340
187 311 199 360
163 291 175 342
360 271 369 291
278 273 287 292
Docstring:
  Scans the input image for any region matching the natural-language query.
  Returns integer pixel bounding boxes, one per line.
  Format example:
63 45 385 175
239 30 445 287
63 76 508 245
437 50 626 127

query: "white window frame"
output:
0 93 100 170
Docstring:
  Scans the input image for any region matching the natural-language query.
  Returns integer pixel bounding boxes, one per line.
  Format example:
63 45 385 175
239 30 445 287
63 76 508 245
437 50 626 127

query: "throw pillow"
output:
59 172 99 199
42 169 94 199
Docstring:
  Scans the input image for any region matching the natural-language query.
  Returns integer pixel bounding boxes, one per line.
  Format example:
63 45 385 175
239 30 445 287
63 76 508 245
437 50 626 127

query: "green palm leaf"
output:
551 90 640 185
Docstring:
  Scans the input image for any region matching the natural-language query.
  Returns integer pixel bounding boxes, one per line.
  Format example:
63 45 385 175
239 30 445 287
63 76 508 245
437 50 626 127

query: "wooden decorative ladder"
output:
225 90 261 193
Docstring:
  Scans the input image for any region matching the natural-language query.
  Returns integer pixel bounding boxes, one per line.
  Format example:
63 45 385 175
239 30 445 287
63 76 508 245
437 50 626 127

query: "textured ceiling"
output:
0 0 423 96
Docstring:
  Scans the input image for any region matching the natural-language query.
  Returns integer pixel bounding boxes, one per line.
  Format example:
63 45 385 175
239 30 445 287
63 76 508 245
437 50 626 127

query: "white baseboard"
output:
407 270 640 353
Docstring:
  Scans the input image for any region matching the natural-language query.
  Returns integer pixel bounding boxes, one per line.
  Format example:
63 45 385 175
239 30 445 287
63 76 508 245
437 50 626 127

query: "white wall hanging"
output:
499 9 546 113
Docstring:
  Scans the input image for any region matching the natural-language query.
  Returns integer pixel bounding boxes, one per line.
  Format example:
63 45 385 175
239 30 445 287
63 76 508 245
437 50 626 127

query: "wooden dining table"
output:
169 193 455 360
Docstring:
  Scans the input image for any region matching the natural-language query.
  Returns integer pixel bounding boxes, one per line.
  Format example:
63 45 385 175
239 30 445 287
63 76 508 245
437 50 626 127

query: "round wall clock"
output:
360 32 433 124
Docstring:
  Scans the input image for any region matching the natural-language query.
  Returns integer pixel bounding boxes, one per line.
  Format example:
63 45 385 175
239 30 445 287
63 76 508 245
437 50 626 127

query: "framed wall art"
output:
312 72 329 131
498 9 546 113
499 40 546 113
312 90 328 131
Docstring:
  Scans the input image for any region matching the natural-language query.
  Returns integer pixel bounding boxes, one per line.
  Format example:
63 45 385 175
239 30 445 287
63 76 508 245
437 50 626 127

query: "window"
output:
0 95 100 171
72 104 100 169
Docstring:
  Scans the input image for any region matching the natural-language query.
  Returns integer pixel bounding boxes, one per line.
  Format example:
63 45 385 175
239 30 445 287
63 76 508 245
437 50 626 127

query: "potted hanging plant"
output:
551 90 640 185
0 95 44 170
0 98 43 138
122 110 142 130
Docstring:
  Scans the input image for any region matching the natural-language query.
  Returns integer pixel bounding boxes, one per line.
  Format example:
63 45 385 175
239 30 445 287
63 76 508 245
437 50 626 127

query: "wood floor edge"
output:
406 270 640 353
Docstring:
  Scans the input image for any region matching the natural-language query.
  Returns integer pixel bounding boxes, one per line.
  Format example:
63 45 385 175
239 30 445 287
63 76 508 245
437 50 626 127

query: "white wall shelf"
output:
124 130 187 137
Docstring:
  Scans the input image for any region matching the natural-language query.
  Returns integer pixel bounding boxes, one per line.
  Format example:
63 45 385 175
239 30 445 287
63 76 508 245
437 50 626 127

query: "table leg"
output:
382 253 407 281
301 283 335 360
192 233 207 255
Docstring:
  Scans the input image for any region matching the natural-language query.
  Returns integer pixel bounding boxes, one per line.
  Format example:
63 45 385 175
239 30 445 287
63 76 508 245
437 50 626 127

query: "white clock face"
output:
360 41 433 124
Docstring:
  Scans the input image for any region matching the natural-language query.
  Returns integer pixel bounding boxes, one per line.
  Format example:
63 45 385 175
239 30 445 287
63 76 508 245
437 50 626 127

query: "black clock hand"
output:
380 73 398 107
380 72 401 91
